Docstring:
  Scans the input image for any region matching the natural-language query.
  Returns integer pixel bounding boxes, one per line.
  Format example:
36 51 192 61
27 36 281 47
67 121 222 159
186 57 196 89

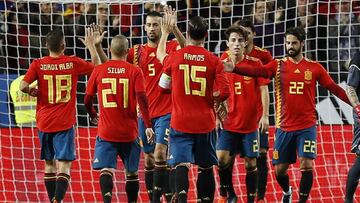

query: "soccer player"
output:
237 18 272 203
84 34 155 203
216 25 267 203
19 29 99 203
224 26 351 203
158 16 230 203
345 51 360 203
94 10 185 202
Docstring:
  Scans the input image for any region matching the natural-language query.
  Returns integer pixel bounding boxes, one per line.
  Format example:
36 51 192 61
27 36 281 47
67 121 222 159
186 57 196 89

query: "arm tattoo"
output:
346 85 360 107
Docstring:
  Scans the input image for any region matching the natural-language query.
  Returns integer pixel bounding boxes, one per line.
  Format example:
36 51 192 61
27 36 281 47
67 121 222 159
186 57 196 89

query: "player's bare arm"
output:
78 26 101 65
259 85 269 134
156 7 172 64
346 85 360 107
92 23 109 63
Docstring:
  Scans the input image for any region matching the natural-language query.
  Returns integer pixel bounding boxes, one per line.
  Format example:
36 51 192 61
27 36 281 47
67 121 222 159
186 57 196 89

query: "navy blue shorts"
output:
38 127 76 161
92 136 141 173
272 126 317 165
259 130 269 149
138 114 171 153
167 128 218 167
217 130 259 158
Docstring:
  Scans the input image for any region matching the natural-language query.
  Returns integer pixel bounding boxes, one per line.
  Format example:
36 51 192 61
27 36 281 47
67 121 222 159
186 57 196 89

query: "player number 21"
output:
289 81 304 94
101 78 129 108
179 64 207 96
44 74 71 104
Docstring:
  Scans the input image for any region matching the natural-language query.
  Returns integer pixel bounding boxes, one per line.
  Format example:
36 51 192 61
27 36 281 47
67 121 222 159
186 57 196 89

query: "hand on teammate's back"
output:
29 88 38 97
90 114 99 126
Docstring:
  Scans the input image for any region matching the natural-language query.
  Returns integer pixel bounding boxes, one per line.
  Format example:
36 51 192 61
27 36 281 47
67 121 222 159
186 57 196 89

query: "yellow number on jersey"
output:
303 140 316 153
101 78 129 108
179 64 207 96
289 81 304 94
234 82 241 94
44 74 72 104
148 64 155 76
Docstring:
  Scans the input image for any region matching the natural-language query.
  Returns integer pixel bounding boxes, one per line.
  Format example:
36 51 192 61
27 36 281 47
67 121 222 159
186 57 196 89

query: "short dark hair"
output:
188 16 208 40
236 18 255 32
46 29 64 53
225 25 248 41
146 10 162 18
285 27 306 42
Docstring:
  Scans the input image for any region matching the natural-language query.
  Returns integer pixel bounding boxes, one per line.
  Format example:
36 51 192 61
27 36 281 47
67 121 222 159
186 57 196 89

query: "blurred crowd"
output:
1 0 360 74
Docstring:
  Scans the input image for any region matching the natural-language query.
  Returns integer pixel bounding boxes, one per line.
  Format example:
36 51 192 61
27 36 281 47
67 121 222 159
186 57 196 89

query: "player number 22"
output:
303 140 316 153
289 81 304 94
44 74 71 104
179 64 207 96
101 78 129 108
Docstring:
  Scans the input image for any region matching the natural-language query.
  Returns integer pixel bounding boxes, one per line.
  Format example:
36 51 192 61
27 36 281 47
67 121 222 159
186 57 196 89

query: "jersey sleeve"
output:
317 63 335 87
75 57 95 75
162 54 173 76
214 58 230 100
255 60 271 86
85 67 99 96
134 67 146 93
127 47 135 64
263 50 273 64
23 60 38 84
167 40 179 53
347 61 360 88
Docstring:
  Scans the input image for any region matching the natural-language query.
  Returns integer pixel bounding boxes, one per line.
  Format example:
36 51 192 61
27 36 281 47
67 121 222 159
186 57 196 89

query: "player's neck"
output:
111 55 126 61
245 42 254 54
231 53 244 63
188 39 204 47
289 54 304 64
49 52 63 58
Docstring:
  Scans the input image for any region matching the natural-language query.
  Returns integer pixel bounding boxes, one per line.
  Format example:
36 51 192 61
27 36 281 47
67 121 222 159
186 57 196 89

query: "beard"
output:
286 47 302 57
147 33 160 43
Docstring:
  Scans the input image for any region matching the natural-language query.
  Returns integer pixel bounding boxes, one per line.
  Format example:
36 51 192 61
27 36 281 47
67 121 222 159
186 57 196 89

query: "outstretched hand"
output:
91 23 107 46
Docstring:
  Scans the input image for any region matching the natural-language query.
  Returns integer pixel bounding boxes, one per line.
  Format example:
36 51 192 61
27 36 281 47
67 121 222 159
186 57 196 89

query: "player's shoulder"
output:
304 57 318 64
245 55 260 62
254 46 270 53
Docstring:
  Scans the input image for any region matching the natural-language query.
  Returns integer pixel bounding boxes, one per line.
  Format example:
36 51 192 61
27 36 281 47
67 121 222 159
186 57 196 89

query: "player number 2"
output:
101 78 129 108
179 64 207 96
44 74 71 104
289 81 304 94
234 82 241 94
303 140 316 153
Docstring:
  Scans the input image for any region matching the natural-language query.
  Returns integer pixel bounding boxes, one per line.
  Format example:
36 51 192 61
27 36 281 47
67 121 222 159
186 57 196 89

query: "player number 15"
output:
179 64 207 96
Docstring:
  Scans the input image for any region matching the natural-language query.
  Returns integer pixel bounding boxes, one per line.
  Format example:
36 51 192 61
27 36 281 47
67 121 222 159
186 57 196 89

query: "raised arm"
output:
93 24 109 63
167 5 186 48
79 26 101 65
156 10 172 64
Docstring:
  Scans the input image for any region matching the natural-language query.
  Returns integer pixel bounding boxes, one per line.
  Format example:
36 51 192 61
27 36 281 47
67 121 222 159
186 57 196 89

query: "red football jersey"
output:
23 55 94 132
257 57 334 131
127 40 178 118
163 45 230 133
247 46 273 121
221 54 265 133
86 60 146 142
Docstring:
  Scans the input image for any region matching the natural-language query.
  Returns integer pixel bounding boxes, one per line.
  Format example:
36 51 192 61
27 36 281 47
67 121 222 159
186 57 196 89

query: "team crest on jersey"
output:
244 76 252 84
304 70 312 81
273 150 279 160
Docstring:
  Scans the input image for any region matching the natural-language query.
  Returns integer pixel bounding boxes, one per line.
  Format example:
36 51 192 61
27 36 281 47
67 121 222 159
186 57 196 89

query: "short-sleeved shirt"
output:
86 60 146 142
253 57 335 131
162 45 229 133
127 40 178 118
221 54 266 133
23 55 94 132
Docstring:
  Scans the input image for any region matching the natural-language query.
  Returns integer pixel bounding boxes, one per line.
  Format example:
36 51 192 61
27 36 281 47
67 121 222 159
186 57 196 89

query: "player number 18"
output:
101 78 129 108
44 74 72 104
179 64 207 96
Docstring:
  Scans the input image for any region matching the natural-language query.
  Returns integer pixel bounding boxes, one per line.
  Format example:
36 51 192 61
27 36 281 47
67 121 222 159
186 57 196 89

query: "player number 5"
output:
44 74 71 104
102 78 129 108
179 64 207 96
